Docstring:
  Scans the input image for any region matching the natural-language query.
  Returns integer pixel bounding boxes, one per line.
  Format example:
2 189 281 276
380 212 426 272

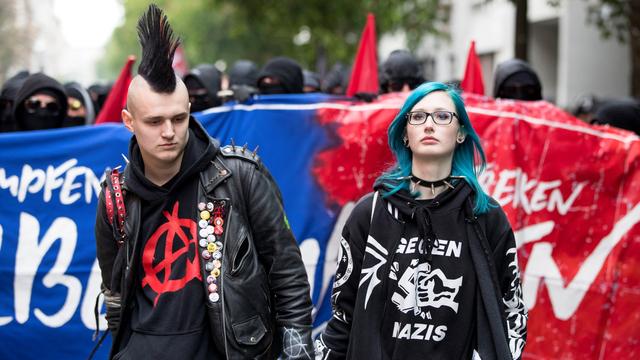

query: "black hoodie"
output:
257 57 304 94
318 179 527 360
120 118 222 359
13 73 68 131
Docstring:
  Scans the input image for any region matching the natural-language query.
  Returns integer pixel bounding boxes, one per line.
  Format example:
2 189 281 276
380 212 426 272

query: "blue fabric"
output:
0 94 344 359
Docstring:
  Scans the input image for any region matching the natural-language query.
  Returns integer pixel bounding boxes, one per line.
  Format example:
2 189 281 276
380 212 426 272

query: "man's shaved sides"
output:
126 75 189 118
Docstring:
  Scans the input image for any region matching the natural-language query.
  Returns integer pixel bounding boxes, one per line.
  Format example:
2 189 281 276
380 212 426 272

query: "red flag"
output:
346 13 379 97
95 56 136 124
460 41 485 95
172 45 189 78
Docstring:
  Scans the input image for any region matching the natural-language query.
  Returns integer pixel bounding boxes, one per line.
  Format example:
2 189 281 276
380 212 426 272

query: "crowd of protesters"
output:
1 50 638 136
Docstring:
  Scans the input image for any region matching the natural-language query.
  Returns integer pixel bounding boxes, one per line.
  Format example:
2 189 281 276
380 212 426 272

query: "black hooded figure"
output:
0 70 29 132
493 59 542 101
303 70 321 93
322 63 350 95
591 98 640 136
184 63 223 112
64 82 96 126
381 50 425 93
12 73 68 131
229 60 259 88
257 57 304 94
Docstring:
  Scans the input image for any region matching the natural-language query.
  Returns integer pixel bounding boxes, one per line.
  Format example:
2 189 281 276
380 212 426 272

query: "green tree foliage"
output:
99 0 448 80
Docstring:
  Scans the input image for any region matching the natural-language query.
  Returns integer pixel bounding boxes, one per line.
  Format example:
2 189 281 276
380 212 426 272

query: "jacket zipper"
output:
221 204 232 359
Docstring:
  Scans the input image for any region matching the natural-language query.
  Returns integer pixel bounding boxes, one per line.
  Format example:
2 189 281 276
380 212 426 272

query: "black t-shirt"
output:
380 199 476 359
121 178 221 359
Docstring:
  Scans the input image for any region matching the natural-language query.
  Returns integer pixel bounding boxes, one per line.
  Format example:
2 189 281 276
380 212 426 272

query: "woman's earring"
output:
403 137 409 147
456 136 465 144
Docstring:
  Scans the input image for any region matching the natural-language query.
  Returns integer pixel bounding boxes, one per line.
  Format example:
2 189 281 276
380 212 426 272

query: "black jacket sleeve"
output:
316 193 373 359
244 161 314 358
487 205 528 360
94 185 123 336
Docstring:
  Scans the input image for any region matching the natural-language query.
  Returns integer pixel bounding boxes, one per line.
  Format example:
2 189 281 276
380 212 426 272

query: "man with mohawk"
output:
94 4 313 359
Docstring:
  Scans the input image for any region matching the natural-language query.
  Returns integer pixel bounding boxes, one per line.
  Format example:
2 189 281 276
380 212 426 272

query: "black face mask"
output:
190 97 215 112
259 83 288 95
20 108 62 131
63 116 86 127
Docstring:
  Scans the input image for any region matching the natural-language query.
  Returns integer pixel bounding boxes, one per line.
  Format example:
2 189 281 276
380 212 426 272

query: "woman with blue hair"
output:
316 82 527 359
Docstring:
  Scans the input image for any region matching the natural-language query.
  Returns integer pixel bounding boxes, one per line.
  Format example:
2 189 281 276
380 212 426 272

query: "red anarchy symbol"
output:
141 201 201 306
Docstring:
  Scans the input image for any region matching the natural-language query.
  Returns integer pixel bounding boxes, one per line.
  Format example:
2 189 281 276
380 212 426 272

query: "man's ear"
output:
122 109 135 133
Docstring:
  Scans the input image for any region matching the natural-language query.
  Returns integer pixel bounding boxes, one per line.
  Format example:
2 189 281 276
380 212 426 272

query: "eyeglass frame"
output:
405 110 458 125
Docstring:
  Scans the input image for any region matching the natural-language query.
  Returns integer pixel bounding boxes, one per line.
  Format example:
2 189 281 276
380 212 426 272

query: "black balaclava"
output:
382 50 425 92
229 60 259 87
493 59 542 101
0 71 29 132
303 70 321 92
321 63 350 95
591 99 640 136
257 56 304 94
88 83 112 116
13 73 68 131
184 63 222 112
63 82 96 127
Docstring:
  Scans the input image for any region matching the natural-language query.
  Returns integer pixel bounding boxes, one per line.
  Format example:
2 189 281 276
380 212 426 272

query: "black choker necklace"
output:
410 174 455 195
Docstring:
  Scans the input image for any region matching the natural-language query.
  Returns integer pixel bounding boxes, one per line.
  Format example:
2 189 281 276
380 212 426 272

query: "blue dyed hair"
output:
379 81 492 214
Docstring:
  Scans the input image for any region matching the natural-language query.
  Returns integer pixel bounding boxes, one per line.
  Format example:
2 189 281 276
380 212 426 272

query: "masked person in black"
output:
493 59 542 101
88 83 112 116
303 70 321 93
381 50 425 93
322 63 350 95
184 64 223 112
0 70 29 132
94 5 313 360
64 82 96 127
218 60 260 103
591 98 640 136
12 73 67 131
257 57 304 94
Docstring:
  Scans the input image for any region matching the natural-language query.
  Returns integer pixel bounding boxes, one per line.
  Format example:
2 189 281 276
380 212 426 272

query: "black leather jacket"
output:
95 134 314 359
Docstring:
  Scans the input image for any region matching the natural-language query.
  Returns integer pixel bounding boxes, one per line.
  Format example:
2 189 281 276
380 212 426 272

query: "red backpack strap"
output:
105 168 127 246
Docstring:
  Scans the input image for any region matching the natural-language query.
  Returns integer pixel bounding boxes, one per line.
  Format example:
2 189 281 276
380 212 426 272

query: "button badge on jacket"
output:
197 200 227 303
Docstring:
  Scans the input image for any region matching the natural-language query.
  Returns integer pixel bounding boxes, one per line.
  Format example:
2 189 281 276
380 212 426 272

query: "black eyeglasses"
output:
406 110 457 125
24 98 61 115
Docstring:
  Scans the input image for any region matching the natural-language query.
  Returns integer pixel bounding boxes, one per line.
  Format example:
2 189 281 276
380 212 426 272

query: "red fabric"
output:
313 93 640 358
172 45 189 78
95 56 136 124
460 41 485 95
346 13 379 97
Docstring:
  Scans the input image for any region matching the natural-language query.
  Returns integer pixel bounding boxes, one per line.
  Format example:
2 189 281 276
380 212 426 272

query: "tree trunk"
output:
629 0 640 98
514 0 528 61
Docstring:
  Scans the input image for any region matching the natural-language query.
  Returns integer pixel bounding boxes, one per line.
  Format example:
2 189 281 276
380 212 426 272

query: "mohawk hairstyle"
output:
136 3 181 93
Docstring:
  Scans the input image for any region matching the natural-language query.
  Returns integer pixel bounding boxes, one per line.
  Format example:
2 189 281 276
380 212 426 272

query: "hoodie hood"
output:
184 64 222 101
493 59 542 100
13 73 68 131
64 81 96 125
373 176 472 218
592 98 640 136
229 60 259 87
257 57 304 94
125 117 219 201
373 176 473 266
